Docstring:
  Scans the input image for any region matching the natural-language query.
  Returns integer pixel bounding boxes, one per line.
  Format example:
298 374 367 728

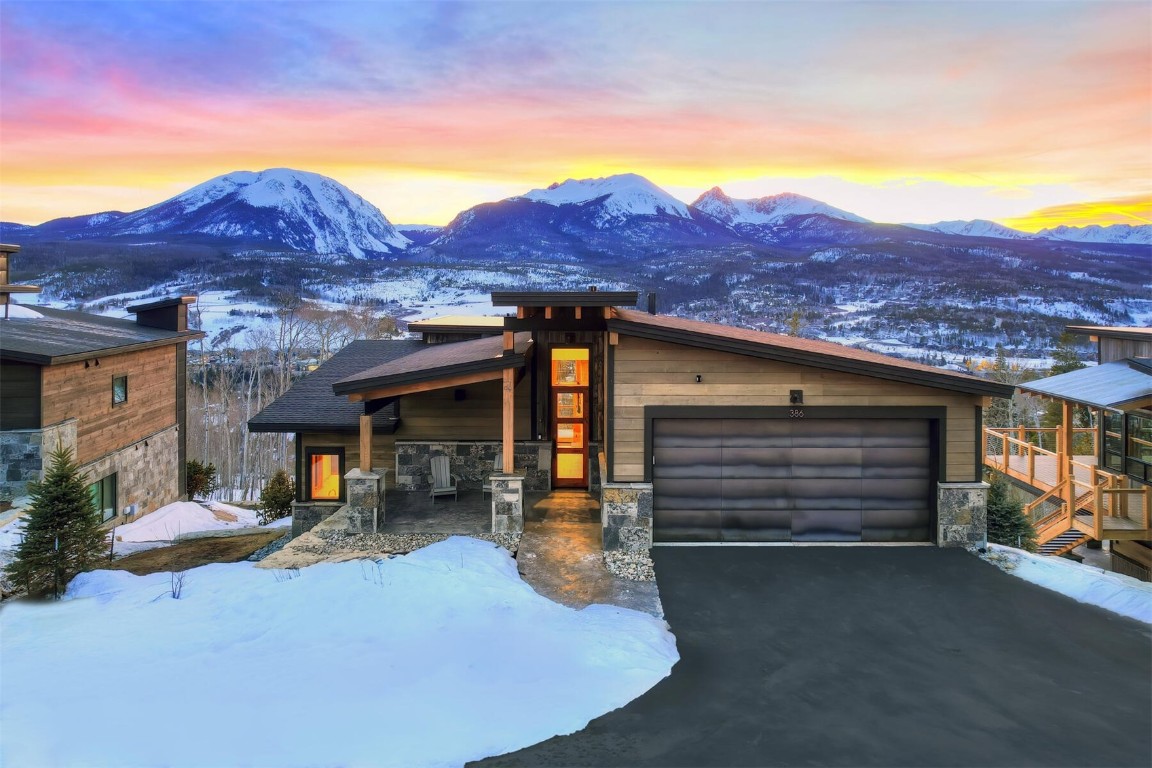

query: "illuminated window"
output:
556 392 584 419
551 348 589 386
307 449 344 501
556 453 584 479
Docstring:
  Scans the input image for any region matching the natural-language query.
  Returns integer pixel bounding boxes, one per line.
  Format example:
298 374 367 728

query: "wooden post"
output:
544 306 553 320
359 413 372 472
503 331 514 353
502 368 515 474
1061 401 1074 482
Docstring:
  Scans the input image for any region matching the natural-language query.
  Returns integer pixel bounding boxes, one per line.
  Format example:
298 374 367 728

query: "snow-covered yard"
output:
982 543 1152 624
0 536 678 768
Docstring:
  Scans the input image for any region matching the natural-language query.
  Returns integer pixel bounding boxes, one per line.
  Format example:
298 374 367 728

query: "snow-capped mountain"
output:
432 173 735 254
1036 223 1152 246
9 169 410 257
902 219 1036 240
693 187 869 226
690 187 878 245
517 173 694 228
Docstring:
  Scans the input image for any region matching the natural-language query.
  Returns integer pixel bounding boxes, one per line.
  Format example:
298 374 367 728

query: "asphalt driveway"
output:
472 546 1152 767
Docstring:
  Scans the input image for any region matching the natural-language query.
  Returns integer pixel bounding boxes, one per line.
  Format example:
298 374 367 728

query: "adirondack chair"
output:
428 455 459 501
481 452 504 497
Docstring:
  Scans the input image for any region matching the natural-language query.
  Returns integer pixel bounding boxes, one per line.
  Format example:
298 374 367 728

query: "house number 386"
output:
789 408 805 418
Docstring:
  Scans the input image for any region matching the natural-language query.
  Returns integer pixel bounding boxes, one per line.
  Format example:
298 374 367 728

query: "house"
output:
985 325 1151 580
0 244 204 523
249 290 1013 548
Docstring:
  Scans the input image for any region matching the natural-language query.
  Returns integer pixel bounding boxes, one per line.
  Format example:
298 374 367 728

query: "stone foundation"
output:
0 419 77 502
290 501 344 537
601 480 653 552
395 441 550 492
937 481 989 548
490 473 524 534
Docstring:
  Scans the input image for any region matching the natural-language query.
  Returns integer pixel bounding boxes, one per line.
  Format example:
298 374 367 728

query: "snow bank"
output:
984 544 1152 624
114 500 260 542
1 536 678 768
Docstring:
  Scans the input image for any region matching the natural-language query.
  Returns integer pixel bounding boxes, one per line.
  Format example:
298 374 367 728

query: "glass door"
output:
551 348 590 487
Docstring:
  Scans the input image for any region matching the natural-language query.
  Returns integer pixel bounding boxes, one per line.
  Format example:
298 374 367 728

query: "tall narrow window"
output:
88 474 117 522
112 375 128 405
306 448 344 501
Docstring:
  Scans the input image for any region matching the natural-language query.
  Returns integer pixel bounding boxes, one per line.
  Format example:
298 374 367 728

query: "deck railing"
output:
985 426 1152 548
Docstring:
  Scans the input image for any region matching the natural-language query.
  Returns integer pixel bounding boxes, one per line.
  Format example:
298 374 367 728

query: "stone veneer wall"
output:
290 501 343 538
0 419 77 502
599 452 653 552
79 425 181 524
937 481 989 548
395 441 551 492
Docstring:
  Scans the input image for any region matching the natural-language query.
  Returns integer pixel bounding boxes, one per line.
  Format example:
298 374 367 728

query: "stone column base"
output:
490 473 524 534
344 469 381 534
938 481 989 548
601 482 653 552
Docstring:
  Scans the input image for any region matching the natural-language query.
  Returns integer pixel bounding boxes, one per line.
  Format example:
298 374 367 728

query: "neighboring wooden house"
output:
986 325 1151 580
0 244 203 523
250 290 1013 547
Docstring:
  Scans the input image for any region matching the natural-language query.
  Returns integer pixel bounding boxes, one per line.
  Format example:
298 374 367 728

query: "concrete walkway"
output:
516 491 663 618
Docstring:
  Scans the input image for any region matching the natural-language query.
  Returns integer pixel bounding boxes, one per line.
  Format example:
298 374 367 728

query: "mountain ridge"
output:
3 169 1149 252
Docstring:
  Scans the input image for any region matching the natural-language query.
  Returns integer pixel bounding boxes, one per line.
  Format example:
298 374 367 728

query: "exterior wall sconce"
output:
790 389 804 405
695 374 703 383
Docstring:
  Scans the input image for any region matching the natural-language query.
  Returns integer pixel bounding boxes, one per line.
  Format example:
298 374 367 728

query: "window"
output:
1125 412 1152 483
89 474 117 522
112 375 128 405
305 448 344 501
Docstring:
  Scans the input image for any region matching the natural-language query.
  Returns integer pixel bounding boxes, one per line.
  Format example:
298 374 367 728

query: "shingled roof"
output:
0 305 203 364
609 309 1013 398
248 339 424 433
333 332 532 396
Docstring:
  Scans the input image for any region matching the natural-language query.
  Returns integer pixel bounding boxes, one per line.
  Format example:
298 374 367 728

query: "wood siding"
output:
40 346 178 465
611 337 983 483
1099 337 1152 364
298 377 532 481
0 361 41 429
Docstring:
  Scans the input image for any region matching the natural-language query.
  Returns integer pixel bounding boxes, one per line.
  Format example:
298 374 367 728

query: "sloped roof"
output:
333 332 532 396
608 309 1013 397
1066 325 1152 343
248 339 424 433
0 305 203 364
1018 359 1152 410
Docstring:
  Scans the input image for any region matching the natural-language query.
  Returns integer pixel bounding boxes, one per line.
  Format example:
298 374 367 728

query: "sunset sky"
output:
2 1 1149 230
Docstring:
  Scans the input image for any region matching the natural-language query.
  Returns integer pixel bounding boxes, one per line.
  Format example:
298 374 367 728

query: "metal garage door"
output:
652 418 933 543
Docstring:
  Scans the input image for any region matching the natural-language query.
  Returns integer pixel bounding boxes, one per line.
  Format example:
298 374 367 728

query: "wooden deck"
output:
984 427 1152 546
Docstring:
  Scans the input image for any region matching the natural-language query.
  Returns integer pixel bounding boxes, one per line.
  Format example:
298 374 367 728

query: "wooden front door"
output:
551 347 590 487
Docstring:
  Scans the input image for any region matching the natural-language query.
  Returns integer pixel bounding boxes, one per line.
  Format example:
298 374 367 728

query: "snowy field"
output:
982 544 1152 624
1 537 678 768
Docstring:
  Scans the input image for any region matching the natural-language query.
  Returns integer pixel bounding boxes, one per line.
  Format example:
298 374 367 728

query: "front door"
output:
551 347 590 487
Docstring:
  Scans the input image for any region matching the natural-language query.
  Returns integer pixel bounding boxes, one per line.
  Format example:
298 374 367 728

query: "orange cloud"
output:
1002 196 1152 232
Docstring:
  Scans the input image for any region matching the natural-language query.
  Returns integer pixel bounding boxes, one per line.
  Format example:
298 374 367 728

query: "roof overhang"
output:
0 330 205 366
332 332 533 401
607 315 1014 398
1065 325 1152 344
1018 359 1152 411
491 291 638 308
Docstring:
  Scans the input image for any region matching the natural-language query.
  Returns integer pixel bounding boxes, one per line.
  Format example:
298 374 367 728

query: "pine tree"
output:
1049 332 1088 376
5 447 108 599
258 469 295 525
986 471 1037 552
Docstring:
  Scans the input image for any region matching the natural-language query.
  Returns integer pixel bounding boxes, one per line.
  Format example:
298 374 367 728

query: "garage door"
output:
652 418 933 543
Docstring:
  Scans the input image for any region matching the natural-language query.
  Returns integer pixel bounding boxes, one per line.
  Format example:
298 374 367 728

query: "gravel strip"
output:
312 530 521 558
246 532 292 562
603 550 656 581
